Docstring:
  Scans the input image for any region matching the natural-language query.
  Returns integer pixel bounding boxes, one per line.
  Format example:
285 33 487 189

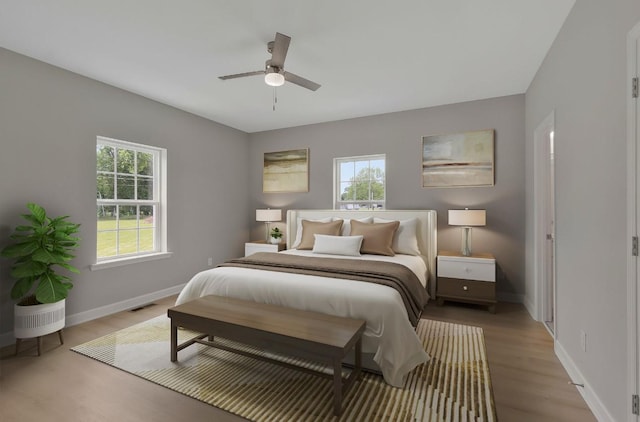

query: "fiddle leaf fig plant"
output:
1 203 81 304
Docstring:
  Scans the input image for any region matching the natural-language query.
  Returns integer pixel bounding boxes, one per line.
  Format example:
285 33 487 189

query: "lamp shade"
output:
256 209 282 222
448 209 486 226
264 72 285 87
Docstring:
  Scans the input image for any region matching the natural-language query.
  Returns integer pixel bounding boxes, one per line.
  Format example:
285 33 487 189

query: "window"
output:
334 154 386 210
96 136 168 264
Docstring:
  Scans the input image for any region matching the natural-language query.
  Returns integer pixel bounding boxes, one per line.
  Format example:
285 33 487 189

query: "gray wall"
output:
0 48 251 338
525 1 640 420
249 95 526 300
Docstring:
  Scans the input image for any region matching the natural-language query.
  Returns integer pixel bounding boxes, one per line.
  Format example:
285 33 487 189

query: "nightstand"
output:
436 251 496 313
244 240 286 257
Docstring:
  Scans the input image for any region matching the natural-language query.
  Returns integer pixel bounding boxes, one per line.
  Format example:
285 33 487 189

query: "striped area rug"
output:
72 315 496 421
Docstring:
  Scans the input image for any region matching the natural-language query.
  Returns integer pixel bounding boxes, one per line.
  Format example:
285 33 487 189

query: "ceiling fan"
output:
218 32 321 91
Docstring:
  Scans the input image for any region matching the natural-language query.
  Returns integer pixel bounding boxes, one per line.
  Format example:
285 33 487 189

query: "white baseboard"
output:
0 284 185 349
523 295 538 321
555 340 615 422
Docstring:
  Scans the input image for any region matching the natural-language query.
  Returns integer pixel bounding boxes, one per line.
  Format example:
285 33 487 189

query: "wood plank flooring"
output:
0 296 595 422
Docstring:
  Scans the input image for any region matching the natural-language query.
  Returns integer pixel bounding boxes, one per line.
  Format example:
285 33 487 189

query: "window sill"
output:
90 252 173 271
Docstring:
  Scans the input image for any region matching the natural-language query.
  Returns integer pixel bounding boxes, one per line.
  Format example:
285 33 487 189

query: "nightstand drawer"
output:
437 278 496 301
437 258 495 282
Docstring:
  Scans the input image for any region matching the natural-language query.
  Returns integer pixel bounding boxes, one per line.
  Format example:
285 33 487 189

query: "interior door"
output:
534 111 556 336
628 21 640 422
634 32 640 422
544 129 556 332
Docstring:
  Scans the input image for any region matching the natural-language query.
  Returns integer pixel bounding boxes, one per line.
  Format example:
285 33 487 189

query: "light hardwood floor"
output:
0 297 595 422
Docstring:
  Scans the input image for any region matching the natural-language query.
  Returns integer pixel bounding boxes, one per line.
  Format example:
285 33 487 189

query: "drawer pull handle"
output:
464 267 471 273
463 286 468 291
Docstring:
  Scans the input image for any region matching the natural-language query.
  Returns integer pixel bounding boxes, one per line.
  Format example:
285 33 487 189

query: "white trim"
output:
555 340 616 422
90 251 173 271
0 284 184 349
627 20 640 422
532 111 556 329
523 295 537 319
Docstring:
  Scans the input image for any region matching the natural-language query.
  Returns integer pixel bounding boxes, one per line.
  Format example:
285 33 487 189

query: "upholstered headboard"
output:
286 209 438 298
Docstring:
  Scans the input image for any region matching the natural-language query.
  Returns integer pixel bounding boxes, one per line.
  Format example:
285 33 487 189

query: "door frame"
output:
534 110 556 337
626 20 640 422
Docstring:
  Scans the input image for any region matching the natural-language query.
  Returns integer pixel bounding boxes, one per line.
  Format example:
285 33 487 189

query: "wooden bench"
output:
167 295 366 416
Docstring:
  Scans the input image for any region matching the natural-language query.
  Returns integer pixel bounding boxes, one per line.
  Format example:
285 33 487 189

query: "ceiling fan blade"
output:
270 32 291 69
284 72 321 91
218 70 264 80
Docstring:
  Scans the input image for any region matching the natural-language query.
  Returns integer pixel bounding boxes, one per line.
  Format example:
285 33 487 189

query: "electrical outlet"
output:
580 330 587 352
207 257 213 266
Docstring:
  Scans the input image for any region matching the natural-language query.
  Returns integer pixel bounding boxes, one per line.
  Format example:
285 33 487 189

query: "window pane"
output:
118 205 137 229
140 205 155 226
116 148 135 174
340 182 354 201
118 229 138 255
372 182 385 200
354 180 371 200
354 160 369 177
139 228 154 252
340 161 354 181
117 175 135 199
137 176 153 200
97 145 114 172
97 174 114 200
98 205 116 223
137 152 153 176
97 231 117 258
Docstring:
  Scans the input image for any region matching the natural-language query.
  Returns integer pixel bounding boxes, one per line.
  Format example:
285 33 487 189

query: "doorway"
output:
627 20 640 422
534 111 556 336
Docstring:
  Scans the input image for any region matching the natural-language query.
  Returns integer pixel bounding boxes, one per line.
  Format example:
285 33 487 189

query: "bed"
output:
175 209 437 387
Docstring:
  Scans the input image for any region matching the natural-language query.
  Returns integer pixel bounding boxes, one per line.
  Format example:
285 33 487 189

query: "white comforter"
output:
175 250 430 387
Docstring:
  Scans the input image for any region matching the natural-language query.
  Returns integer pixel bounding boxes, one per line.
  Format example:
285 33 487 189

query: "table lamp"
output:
256 208 282 242
448 208 486 256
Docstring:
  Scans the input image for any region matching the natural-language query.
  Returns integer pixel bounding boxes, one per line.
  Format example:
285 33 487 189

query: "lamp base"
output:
264 222 271 242
461 226 472 256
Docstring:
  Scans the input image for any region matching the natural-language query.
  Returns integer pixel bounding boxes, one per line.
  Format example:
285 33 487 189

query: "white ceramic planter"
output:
270 237 281 244
14 299 65 339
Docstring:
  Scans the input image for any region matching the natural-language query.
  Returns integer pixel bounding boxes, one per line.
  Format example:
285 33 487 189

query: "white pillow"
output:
292 217 333 249
337 216 373 236
312 235 363 256
373 217 421 255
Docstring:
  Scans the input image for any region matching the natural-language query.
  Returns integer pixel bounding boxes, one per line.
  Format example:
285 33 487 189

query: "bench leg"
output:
333 357 343 416
170 320 178 362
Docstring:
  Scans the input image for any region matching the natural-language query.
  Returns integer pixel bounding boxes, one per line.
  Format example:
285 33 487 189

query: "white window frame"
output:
91 136 170 270
333 154 386 210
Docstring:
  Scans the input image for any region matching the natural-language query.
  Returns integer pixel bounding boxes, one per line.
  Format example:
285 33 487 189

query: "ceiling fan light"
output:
265 72 285 87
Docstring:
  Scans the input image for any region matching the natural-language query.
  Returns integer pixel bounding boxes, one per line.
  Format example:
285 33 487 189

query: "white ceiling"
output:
0 1 575 133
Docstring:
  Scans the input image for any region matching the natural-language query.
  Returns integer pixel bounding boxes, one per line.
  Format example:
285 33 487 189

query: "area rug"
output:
72 316 496 421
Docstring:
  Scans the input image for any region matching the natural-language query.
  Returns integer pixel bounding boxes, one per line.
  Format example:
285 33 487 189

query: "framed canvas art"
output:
422 129 494 188
263 148 309 193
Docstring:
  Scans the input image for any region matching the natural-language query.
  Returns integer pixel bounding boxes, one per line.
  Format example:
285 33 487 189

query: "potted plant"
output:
1 203 80 352
270 227 283 244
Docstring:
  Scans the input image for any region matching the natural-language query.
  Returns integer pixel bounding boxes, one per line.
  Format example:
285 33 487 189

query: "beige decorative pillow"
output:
350 220 400 256
297 219 344 250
